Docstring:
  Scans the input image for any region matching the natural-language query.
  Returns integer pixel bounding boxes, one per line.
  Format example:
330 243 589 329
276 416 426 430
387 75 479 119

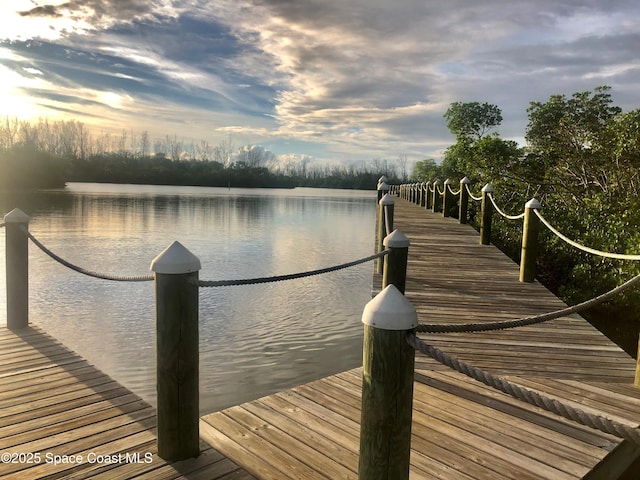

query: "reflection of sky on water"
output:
0 184 376 413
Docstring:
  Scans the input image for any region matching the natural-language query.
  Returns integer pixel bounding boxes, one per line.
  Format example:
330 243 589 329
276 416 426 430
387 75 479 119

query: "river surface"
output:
0 183 376 414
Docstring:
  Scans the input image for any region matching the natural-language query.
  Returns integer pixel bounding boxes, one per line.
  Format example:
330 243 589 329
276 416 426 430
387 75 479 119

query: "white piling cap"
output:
377 182 389 191
362 284 417 329
150 241 201 274
4 208 30 223
525 198 541 209
444 178 452 185
481 183 494 193
460 176 471 184
378 175 388 184
379 193 395 205
383 229 410 248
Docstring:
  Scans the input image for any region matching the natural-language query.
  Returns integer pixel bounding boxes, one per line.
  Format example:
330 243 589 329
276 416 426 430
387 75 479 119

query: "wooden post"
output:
480 183 494 245
382 229 409 294
150 241 201 461
4 209 30 330
425 182 432 210
442 179 452 217
459 176 471 224
377 181 389 204
431 180 440 213
519 198 541 283
359 284 417 480
377 194 395 274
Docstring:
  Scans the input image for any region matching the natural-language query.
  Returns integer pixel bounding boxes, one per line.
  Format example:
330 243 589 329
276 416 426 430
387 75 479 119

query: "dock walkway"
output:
0 325 255 480
200 197 640 479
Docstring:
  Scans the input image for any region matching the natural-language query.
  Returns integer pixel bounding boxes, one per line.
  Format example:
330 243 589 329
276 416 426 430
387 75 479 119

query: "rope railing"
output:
487 192 525 220
465 183 482 201
446 184 461 196
534 210 640 261
27 231 155 282
416 270 640 333
199 250 389 287
407 333 640 444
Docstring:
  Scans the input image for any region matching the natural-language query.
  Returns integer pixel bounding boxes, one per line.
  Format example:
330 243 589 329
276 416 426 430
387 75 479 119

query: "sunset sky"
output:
1 1 639 168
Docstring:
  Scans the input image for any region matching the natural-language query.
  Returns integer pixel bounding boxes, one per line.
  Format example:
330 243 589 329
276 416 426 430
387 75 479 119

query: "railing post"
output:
425 182 432 210
442 179 452 217
382 229 409 294
377 194 395 274
519 198 541 283
459 176 471 224
419 183 426 207
359 284 417 480
431 180 440 213
480 183 494 245
150 241 201 461
4 209 30 330
377 181 389 204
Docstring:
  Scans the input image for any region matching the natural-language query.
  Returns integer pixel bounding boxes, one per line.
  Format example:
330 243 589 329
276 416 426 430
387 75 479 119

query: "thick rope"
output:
384 205 392 237
535 210 640 261
428 183 435 193
199 250 389 287
487 193 525 220
407 333 640 444
27 231 154 282
417 271 640 333
465 183 482 201
446 184 461 196
436 185 445 195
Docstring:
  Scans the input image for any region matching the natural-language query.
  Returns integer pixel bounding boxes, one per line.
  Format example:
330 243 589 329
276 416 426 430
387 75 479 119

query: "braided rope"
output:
465 183 482 201
407 333 640 444
428 183 435 193
534 210 640 261
446 184 461 195
436 185 445 195
417 271 640 333
27 231 154 282
487 193 525 220
199 250 389 287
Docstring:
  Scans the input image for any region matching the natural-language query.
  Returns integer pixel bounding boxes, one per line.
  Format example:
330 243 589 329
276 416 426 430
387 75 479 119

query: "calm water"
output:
0 183 376 413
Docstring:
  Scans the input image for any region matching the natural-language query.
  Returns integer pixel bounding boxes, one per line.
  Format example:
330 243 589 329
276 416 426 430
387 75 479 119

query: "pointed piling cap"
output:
460 176 471 184
525 198 542 209
379 193 395 205
444 178 452 185
362 284 417 330
383 228 410 248
150 241 201 274
481 183 494 193
377 181 389 191
4 208 30 223
378 175 388 184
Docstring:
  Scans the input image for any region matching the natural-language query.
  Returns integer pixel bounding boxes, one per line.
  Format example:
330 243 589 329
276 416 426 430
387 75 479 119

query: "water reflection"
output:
0 183 376 413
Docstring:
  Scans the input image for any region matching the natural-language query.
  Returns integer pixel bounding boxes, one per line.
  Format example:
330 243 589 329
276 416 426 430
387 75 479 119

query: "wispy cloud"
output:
1 0 639 166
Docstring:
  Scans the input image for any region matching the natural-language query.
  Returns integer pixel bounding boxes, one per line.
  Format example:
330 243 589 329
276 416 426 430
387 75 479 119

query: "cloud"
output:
2 0 640 166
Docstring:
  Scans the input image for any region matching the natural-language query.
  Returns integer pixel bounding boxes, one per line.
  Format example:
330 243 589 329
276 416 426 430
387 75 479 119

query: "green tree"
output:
444 102 503 141
411 158 441 181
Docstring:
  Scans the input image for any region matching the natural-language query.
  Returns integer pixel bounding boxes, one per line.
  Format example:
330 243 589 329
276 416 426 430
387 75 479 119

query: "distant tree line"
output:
411 86 640 354
0 117 405 190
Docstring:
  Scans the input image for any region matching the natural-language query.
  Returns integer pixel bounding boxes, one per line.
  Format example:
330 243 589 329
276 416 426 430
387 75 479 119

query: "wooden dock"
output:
200 197 640 479
0 325 255 480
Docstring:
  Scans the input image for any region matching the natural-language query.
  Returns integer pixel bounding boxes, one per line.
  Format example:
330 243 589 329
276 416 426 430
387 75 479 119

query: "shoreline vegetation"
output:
0 118 403 191
410 86 640 357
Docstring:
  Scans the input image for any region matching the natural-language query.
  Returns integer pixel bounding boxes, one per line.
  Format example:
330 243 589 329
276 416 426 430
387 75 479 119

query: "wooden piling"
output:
4 209 30 330
432 180 441 213
151 241 201 461
382 229 409 294
519 199 541 283
442 179 452 217
480 184 494 245
359 284 417 480
377 194 395 274
459 176 471 224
